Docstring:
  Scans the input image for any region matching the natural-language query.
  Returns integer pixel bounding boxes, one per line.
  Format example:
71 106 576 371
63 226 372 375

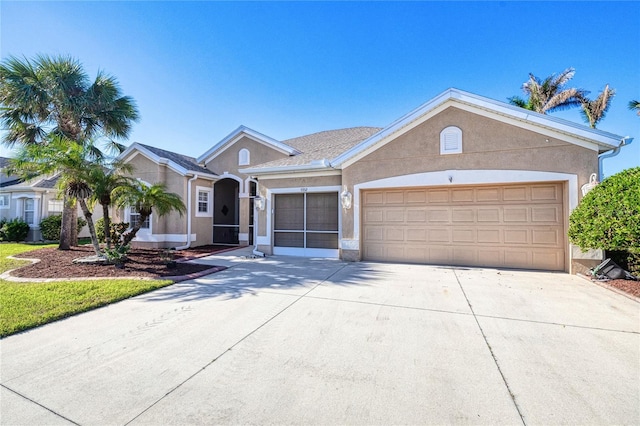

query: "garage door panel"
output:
428 209 450 222
531 185 560 201
477 229 501 244
477 208 500 222
385 228 405 242
384 209 405 222
503 207 529 222
406 209 427 222
452 229 475 243
452 208 475 222
362 183 565 271
476 188 500 202
428 229 450 243
503 186 528 201
406 190 427 203
504 229 529 244
532 229 561 245
531 206 561 223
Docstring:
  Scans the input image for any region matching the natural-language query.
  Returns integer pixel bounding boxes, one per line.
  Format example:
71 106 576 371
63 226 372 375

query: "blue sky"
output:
1 1 638 177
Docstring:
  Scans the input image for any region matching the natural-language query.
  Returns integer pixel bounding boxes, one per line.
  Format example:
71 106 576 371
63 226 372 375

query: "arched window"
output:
238 148 250 166
440 126 462 155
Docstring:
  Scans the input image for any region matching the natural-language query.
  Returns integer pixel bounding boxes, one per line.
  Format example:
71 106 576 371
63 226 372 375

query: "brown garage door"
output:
362 183 565 271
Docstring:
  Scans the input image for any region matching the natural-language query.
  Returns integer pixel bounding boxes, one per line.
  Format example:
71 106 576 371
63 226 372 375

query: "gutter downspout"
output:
175 174 198 250
598 137 634 181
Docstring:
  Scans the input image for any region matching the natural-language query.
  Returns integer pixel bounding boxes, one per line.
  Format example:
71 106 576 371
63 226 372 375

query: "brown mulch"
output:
10 245 236 280
592 278 640 298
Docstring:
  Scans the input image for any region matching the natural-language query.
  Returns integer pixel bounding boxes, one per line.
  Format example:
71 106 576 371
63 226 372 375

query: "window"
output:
440 126 462 155
195 186 213 217
48 199 63 213
129 211 150 229
0 194 8 209
23 198 35 225
238 148 250 166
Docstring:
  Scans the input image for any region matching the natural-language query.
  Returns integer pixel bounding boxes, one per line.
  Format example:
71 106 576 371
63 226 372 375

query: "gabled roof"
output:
0 157 22 188
331 88 625 168
119 143 217 179
197 125 301 164
240 127 381 173
241 88 625 176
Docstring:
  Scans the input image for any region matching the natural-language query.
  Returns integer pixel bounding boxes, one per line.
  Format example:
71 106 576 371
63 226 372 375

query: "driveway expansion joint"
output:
453 269 527 426
1 384 80 425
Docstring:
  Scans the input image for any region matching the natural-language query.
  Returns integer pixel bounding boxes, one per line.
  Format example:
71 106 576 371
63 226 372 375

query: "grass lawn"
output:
0 242 173 337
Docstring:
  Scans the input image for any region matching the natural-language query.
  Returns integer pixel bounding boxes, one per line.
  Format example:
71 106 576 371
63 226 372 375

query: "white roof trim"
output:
197 125 300 164
331 88 625 168
240 158 334 176
119 143 218 180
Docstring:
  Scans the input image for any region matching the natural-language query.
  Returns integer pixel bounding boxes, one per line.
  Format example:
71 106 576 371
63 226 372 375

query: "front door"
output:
213 178 239 244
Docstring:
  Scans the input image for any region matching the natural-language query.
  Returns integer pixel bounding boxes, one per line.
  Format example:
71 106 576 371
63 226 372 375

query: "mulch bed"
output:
10 245 236 280
590 278 640 299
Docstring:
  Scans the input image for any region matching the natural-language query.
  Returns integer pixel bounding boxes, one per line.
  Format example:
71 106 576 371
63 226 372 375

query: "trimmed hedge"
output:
39 214 88 241
569 167 640 251
0 218 30 242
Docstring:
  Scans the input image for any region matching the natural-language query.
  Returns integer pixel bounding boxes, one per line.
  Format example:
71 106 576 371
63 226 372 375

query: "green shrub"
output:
39 214 89 241
569 167 640 251
40 215 62 241
95 217 129 245
0 218 30 242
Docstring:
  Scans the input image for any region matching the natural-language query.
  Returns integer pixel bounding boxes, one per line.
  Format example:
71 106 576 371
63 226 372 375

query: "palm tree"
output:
9 136 103 256
86 162 137 250
629 100 640 116
508 68 586 114
113 182 186 246
0 54 139 249
580 85 615 128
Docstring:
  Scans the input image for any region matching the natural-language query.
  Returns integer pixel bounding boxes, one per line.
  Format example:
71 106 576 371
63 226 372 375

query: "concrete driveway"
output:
2 249 639 425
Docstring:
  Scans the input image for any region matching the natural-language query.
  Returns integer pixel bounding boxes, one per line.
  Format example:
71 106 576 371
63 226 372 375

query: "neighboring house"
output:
0 158 102 241
118 88 628 274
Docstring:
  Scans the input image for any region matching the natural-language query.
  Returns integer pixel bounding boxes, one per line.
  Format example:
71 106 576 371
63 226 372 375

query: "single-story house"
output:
0 158 103 241
118 88 628 274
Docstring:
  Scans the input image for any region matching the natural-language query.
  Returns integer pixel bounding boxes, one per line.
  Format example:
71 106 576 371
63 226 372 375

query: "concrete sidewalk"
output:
1 249 638 425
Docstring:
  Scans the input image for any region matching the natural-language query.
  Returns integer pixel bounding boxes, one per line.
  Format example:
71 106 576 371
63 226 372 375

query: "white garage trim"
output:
351 170 578 244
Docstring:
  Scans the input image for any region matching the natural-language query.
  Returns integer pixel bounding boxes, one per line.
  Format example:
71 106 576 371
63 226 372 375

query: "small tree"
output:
113 182 186 246
568 167 640 251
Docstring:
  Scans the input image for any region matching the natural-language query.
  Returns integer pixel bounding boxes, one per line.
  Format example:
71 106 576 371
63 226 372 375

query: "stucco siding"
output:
344 107 598 190
205 136 289 177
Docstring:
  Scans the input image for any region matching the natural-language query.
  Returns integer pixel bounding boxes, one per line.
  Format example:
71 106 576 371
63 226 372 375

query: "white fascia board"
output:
331 88 624 168
240 159 336 177
197 125 301 164
451 90 623 149
247 169 342 181
120 143 218 180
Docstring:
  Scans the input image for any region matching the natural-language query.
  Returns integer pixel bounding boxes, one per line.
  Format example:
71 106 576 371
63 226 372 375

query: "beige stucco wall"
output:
124 152 192 248
190 177 214 246
340 106 599 242
204 136 289 177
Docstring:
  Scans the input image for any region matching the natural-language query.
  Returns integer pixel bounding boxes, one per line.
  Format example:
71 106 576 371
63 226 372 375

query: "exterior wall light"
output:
340 186 352 210
581 173 599 196
254 196 265 211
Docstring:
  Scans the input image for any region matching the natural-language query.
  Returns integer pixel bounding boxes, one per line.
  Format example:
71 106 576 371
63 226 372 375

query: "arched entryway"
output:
213 178 239 244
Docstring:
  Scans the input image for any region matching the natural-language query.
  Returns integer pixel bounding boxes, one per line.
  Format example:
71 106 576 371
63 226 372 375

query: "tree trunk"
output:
102 202 112 250
70 205 79 246
121 213 148 246
58 194 73 250
77 198 102 256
